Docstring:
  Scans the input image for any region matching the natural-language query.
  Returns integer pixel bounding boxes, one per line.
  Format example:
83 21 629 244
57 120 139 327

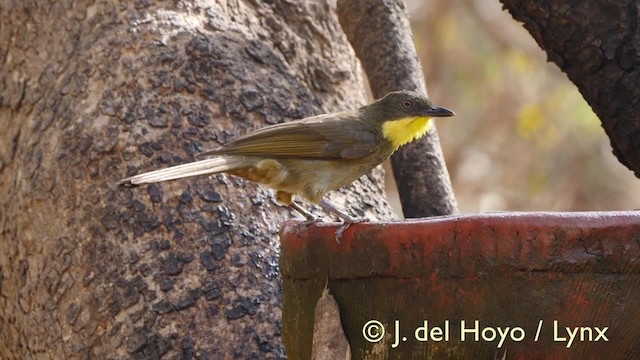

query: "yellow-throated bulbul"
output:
119 90 454 239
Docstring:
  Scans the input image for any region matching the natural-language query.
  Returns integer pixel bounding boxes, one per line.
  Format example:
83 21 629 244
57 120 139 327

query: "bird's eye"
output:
402 100 411 108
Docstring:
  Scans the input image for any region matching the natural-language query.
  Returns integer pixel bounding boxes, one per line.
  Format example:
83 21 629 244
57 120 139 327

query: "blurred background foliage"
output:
402 0 640 212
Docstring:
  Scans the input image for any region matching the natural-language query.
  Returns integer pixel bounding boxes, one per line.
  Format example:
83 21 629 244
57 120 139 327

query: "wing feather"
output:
197 112 380 160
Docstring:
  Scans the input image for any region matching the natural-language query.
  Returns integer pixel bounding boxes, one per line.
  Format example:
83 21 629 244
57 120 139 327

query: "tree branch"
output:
337 0 458 218
501 0 640 178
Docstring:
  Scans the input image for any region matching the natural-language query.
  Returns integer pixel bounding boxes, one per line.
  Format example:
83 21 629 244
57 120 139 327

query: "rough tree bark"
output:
501 0 640 178
0 1 395 358
338 0 458 218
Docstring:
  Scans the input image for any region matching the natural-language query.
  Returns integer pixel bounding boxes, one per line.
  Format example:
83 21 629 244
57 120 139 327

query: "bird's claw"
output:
302 215 322 227
335 217 368 244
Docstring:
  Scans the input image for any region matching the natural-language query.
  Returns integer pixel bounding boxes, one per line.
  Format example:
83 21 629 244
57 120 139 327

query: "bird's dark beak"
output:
426 106 455 117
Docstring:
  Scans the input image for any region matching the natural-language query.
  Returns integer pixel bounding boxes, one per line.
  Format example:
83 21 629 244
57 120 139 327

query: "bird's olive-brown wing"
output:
197 112 380 160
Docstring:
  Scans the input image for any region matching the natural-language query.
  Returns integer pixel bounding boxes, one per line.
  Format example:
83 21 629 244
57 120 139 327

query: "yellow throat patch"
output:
382 117 432 150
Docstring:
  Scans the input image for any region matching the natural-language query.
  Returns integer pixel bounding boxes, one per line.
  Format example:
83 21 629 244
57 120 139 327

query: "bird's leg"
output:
278 191 321 226
319 199 367 243
319 199 362 222
289 201 321 226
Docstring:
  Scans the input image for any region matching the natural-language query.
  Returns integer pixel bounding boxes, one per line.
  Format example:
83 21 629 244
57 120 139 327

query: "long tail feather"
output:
118 156 253 187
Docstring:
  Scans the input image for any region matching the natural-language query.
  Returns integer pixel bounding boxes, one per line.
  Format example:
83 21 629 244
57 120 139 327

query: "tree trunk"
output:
0 1 394 358
501 0 640 178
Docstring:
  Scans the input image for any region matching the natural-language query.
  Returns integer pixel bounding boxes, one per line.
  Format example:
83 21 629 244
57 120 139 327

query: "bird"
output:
119 90 454 241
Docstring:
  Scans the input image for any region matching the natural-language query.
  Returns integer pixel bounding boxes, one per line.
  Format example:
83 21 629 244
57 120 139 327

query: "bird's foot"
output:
302 214 322 227
289 201 325 227
335 217 368 244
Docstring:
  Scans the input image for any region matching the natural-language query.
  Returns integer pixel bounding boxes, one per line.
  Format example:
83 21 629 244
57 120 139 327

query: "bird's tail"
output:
118 156 254 187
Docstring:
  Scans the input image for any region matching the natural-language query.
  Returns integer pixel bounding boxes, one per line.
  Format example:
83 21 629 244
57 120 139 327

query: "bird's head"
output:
363 90 455 121
361 90 455 149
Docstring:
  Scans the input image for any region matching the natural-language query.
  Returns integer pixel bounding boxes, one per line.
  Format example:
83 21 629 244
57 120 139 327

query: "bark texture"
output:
501 0 640 178
337 0 459 218
0 0 394 358
311 288 351 360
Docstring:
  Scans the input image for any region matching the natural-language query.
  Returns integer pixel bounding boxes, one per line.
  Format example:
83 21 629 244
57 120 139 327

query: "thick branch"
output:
337 0 458 217
501 0 640 177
